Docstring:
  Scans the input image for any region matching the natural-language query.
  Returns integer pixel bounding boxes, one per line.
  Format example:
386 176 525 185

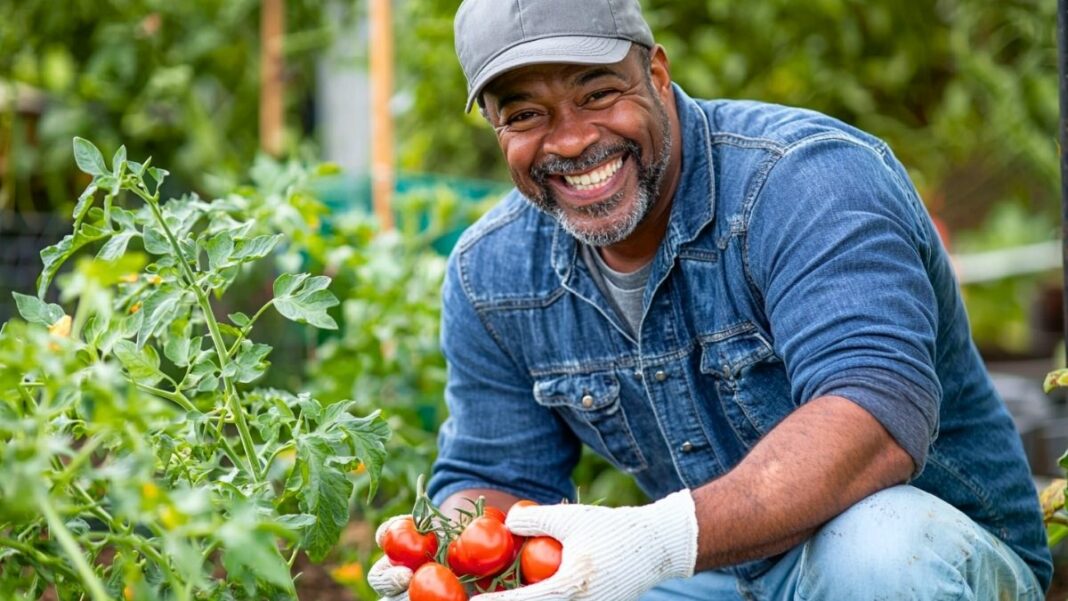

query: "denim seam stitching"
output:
457 249 529 377
740 135 902 318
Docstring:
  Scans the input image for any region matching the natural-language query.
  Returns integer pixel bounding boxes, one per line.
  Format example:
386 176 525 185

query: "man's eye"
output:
505 111 537 125
585 89 620 106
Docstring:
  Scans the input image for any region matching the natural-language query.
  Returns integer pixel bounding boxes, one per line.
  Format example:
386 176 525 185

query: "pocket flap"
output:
533 371 620 411
699 326 775 378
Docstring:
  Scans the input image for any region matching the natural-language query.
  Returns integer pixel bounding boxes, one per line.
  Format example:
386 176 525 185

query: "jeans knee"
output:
796 486 977 600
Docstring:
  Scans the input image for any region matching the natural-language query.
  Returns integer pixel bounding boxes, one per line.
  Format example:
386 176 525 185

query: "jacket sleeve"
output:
427 250 582 505
746 137 942 475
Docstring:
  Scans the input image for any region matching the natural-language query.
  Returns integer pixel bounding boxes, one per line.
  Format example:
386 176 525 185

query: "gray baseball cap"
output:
455 0 655 112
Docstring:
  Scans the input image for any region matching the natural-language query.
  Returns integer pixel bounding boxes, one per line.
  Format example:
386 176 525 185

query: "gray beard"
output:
524 100 672 247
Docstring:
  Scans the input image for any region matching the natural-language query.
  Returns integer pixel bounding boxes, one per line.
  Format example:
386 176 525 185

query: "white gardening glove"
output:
473 489 698 601
367 515 413 601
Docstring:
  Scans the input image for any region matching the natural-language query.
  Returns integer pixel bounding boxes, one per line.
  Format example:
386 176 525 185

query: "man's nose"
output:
542 107 599 158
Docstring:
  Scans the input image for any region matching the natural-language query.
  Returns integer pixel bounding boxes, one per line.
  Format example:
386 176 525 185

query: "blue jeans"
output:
642 486 1043 601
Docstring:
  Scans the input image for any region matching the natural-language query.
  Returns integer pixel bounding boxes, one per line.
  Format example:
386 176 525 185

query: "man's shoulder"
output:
447 190 559 303
693 97 887 154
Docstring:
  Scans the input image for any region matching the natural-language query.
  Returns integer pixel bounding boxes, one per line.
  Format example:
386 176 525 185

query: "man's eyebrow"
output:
495 91 532 113
573 66 627 87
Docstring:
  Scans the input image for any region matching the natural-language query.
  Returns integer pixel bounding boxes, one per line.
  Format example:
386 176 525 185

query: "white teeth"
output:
563 158 623 190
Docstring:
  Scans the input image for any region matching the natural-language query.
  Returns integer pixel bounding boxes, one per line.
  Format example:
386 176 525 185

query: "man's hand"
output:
367 515 413 601
473 490 698 601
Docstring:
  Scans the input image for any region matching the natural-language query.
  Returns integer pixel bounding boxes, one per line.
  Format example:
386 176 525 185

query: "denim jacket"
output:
428 85 1052 588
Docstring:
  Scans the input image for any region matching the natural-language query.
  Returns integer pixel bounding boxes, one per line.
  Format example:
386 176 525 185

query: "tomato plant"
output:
408 562 468 601
381 516 439 570
0 138 390 599
520 536 562 584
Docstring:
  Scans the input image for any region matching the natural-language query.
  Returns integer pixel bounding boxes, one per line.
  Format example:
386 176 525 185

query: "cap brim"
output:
465 36 632 112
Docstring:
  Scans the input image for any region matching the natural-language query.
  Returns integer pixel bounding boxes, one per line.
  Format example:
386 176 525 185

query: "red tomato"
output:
520 536 562 584
408 562 468 601
482 506 507 523
380 516 439 571
448 516 515 577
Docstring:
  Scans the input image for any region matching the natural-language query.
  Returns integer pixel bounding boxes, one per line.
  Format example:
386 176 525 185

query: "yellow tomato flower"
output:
330 562 364 585
48 315 72 338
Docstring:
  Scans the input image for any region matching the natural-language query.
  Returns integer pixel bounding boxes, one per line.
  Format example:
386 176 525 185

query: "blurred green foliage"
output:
0 0 351 212
394 0 1061 355
396 0 1059 220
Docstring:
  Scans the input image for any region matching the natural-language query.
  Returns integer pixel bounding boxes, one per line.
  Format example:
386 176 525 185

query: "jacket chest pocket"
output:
699 325 795 448
533 371 648 473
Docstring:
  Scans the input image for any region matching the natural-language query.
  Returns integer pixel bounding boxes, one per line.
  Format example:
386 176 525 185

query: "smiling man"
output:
367 0 1052 599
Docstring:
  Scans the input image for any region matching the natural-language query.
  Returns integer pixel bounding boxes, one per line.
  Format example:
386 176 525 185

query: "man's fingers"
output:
367 555 412 597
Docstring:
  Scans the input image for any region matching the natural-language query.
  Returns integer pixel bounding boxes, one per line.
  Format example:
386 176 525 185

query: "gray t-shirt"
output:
580 244 652 336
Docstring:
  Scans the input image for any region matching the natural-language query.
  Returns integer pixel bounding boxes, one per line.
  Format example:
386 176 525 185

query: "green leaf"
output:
204 233 235 270
148 167 169 192
1059 449 1068 472
223 341 271 384
137 288 185 349
319 404 389 500
37 224 109 297
142 225 171 255
12 293 65 327
287 436 354 562
72 182 98 227
97 231 137 262
232 234 283 262
73 137 107 177
228 312 251 328
112 145 127 176
273 273 309 297
218 508 295 594
113 339 163 386
273 273 339 330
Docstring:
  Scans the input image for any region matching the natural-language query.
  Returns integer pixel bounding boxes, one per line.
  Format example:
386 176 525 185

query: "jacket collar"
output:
550 84 717 280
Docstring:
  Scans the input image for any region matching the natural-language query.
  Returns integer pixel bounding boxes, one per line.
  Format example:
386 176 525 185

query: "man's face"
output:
481 46 675 247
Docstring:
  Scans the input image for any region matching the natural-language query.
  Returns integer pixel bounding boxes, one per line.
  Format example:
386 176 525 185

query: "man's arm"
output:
691 394 913 570
440 488 523 519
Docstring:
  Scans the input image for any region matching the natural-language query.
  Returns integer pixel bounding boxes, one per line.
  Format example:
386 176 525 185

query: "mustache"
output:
530 140 640 184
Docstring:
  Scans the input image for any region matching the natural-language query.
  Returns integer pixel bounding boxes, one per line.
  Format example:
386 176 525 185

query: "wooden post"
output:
260 0 285 157
1060 0 1068 363
369 0 395 230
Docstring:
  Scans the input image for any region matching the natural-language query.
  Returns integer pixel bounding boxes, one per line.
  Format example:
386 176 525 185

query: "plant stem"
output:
226 299 275 358
36 491 113 601
0 535 81 579
140 192 263 484
133 382 197 413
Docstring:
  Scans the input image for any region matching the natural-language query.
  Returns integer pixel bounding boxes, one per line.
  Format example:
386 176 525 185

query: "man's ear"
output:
649 44 673 98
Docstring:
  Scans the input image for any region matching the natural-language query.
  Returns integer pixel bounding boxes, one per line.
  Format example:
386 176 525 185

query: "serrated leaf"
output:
273 274 339 330
113 339 163 386
72 182 98 226
148 167 169 191
73 137 107 177
143 226 171 255
12 292 65 327
218 508 295 594
228 312 251 328
204 233 235 270
137 288 185 349
318 405 389 500
273 273 309 297
37 224 109 297
232 234 283 262
112 145 127 176
164 324 194 367
287 437 353 562
97 231 137 262
276 513 317 531
226 341 272 384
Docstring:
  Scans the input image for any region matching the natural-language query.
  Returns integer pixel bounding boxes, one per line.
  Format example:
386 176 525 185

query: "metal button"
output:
581 394 595 408
654 370 667 382
680 441 694 453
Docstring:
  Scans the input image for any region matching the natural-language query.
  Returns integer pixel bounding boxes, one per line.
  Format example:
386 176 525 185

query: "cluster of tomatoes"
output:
379 499 562 601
